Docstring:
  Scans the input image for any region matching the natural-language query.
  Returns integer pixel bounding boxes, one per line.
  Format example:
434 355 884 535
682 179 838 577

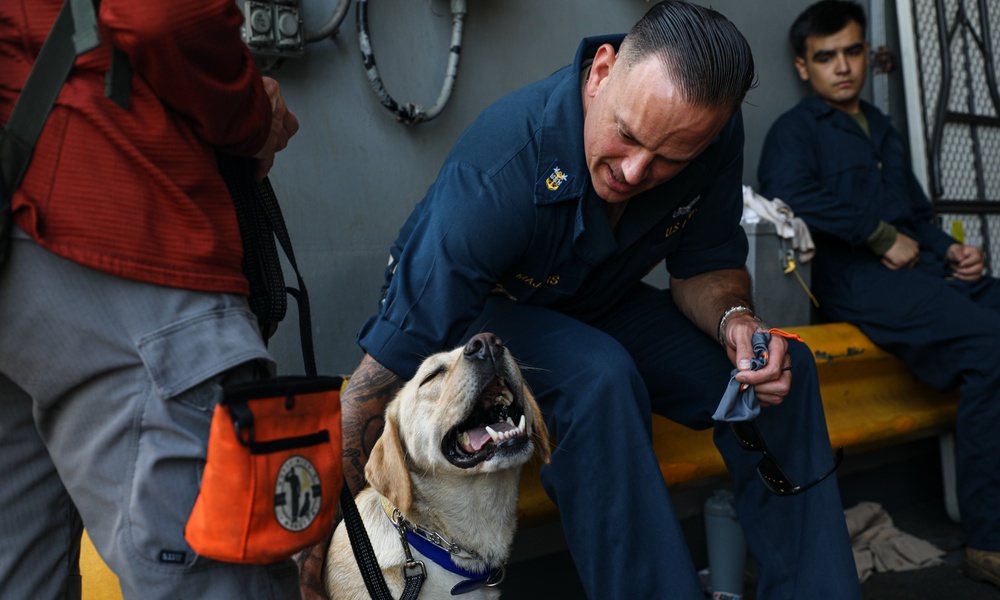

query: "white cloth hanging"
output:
741 185 816 264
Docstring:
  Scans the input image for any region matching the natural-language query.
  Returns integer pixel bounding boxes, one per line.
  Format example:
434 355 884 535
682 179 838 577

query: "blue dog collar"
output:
381 496 505 595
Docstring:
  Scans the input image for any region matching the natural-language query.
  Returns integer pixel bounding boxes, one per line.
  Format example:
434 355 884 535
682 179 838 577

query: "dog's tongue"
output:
464 422 517 452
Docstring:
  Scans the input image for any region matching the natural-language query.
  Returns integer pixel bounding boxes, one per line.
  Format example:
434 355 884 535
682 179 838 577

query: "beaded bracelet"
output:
717 305 753 346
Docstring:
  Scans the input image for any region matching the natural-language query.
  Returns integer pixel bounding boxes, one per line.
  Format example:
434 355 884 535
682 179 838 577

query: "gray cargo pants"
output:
0 228 301 600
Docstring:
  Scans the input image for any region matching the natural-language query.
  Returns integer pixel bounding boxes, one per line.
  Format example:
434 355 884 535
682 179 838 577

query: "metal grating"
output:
905 0 1000 273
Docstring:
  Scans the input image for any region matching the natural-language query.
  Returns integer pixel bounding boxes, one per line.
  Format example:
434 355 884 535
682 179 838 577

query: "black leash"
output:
340 483 425 599
217 153 288 344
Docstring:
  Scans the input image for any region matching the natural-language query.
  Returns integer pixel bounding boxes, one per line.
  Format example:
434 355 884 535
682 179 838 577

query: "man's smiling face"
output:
581 44 732 204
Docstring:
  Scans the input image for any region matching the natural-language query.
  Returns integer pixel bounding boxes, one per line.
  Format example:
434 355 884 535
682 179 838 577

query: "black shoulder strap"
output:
1 0 96 196
1 0 130 199
105 47 132 110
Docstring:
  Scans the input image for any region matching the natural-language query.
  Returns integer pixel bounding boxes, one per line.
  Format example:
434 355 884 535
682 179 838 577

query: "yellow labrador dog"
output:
326 333 551 599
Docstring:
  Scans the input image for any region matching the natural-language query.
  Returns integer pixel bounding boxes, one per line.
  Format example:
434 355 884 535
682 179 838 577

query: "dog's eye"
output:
418 366 447 386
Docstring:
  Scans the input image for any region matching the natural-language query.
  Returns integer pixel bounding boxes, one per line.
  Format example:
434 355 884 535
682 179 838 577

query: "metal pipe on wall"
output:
305 0 353 43
357 0 467 124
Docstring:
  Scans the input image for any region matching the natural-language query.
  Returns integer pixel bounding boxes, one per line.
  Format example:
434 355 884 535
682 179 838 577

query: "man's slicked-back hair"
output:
619 0 757 113
790 0 867 58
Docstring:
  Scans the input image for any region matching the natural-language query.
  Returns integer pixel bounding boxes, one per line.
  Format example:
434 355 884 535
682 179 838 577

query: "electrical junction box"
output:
236 0 305 65
742 220 815 328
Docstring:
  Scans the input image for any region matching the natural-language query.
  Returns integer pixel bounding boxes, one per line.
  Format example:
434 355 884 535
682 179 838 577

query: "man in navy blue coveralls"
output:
337 2 859 598
759 0 1000 588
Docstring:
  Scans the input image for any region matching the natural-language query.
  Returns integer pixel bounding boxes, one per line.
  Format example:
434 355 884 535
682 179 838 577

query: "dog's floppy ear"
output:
365 413 414 514
524 385 552 464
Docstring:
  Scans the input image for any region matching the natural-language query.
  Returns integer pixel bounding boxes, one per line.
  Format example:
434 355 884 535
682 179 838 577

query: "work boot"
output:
965 547 1000 588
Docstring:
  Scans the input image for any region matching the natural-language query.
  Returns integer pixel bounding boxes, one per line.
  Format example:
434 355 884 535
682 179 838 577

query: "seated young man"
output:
758 0 1000 588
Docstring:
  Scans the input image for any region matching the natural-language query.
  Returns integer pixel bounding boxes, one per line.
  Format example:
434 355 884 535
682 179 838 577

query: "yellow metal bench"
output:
82 322 959 598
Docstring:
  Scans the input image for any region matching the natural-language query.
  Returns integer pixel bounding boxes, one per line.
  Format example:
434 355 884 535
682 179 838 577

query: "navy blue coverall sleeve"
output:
906 170 959 258
666 114 747 278
759 101 957 259
758 109 883 247
357 161 534 379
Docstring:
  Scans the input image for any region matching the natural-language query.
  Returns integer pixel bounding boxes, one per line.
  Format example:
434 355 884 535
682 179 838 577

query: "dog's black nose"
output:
465 333 505 363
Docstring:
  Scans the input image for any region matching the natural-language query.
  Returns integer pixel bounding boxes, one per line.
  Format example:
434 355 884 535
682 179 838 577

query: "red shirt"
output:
0 0 272 294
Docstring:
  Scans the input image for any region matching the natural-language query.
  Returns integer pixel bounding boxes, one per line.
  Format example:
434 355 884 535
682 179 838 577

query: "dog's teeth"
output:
485 426 499 443
518 414 526 434
506 417 515 427
461 431 471 449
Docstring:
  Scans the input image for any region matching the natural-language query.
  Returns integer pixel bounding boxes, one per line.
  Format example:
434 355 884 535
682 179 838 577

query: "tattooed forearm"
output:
341 447 366 495
341 353 403 494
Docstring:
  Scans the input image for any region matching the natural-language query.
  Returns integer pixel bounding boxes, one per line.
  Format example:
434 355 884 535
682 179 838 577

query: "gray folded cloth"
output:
713 331 770 422
844 501 946 582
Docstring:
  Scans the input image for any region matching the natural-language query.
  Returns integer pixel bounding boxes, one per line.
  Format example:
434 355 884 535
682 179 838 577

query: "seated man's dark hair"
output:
789 0 867 58
620 0 758 113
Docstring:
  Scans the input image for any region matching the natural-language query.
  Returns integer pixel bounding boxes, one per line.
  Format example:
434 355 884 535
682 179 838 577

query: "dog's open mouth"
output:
442 377 530 468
